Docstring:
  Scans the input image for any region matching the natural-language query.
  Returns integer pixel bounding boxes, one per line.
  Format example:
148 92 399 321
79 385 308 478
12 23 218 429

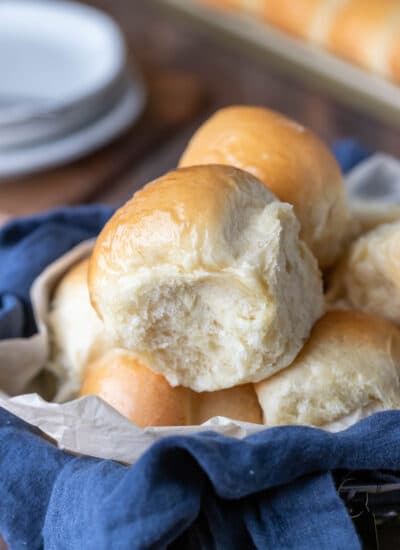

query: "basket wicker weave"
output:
337 472 400 549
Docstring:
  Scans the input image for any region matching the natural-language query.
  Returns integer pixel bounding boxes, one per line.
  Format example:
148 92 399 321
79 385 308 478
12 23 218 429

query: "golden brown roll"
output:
80 349 263 427
80 350 192 427
202 0 324 37
89 165 323 392
326 221 400 323
179 106 349 269
391 34 400 82
261 0 324 39
194 384 262 424
48 257 111 400
255 310 400 430
325 0 400 77
201 0 400 82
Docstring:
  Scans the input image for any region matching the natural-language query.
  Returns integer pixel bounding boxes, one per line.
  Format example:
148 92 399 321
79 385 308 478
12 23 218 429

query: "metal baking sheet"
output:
154 0 400 126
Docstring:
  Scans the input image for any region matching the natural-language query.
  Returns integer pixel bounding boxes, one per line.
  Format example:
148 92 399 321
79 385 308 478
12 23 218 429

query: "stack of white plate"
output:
0 0 146 179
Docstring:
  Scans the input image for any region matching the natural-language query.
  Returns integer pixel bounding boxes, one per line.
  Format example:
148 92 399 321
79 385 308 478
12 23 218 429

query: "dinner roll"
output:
325 0 400 79
89 165 323 391
80 350 192 427
179 106 349 269
48 258 111 400
255 310 400 430
80 349 263 427
327 221 400 323
203 0 400 83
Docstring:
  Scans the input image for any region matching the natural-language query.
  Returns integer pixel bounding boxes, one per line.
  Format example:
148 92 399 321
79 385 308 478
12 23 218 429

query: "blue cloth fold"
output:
331 140 371 173
0 140 398 550
3 407 400 550
0 205 113 337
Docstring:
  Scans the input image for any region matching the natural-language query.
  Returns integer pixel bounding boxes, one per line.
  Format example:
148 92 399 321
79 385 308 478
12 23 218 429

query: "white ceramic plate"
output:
0 78 146 180
0 0 126 147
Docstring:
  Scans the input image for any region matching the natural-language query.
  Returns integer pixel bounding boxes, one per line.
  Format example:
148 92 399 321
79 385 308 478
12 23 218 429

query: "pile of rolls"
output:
47 106 400 430
200 0 400 84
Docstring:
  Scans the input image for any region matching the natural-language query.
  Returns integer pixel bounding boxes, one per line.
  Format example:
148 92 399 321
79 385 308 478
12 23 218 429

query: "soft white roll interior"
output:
89 166 324 391
327 221 400 323
256 310 400 428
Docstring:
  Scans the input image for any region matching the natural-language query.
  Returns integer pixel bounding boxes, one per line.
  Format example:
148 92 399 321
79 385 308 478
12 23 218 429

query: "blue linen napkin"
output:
0 205 113 338
1 141 398 550
2 406 400 550
331 139 370 173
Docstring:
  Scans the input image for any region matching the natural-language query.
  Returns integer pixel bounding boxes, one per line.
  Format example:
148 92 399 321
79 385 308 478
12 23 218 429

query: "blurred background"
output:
1 0 400 222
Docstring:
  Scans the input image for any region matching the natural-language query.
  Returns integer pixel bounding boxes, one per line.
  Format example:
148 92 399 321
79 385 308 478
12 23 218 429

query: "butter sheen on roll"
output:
89 165 323 392
179 106 349 269
255 310 400 429
201 0 400 83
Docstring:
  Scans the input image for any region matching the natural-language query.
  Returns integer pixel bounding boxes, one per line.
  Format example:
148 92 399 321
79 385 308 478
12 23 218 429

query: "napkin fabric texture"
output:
0 205 113 338
0 142 399 550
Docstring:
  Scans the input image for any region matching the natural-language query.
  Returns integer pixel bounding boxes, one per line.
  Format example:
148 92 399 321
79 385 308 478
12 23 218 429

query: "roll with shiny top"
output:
89 165 323 392
179 106 349 269
203 1 400 83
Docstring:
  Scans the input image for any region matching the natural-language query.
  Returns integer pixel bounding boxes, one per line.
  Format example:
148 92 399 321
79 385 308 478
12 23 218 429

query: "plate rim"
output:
0 77 146 180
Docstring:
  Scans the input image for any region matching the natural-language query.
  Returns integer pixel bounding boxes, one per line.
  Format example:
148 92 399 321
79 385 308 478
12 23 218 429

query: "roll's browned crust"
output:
200 0 400 82
80 350 192 427
261 0 323 38
80 349 263 427
179 106 349 269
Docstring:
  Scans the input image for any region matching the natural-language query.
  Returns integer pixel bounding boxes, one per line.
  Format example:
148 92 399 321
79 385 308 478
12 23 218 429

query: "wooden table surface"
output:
1 2 400 549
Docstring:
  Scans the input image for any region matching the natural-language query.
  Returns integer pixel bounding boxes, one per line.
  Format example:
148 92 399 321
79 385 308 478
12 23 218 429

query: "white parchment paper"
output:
0 239 95 395
0 393 266 464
